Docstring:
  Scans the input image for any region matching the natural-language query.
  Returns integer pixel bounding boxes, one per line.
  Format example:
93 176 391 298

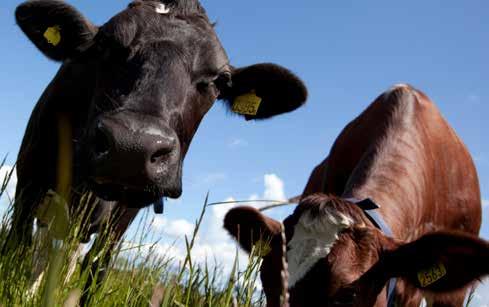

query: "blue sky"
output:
1 0 488 305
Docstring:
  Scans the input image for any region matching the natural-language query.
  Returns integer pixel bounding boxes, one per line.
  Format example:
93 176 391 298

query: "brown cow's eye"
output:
332 287 356 306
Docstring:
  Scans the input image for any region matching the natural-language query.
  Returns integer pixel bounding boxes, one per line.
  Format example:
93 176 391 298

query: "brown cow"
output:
225 84 486 307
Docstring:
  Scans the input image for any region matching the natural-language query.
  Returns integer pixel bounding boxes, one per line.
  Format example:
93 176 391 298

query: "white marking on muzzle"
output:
286 208 353 288
143 127 166 137
155 3 170 14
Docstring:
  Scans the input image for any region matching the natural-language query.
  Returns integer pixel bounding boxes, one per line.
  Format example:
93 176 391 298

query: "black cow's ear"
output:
16 0 97 61
219 63 307 120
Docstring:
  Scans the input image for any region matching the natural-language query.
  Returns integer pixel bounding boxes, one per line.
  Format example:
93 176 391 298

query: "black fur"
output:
220 63 308 120
11 1 308 288
16 0 97 61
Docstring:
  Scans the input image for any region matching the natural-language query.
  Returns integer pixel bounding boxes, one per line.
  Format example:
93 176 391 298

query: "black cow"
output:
9 0 307 284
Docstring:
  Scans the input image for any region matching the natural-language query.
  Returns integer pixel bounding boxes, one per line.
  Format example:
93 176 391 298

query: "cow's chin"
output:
89 181 181 208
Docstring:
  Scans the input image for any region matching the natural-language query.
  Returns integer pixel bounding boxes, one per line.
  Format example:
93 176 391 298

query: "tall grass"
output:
0 168 265 306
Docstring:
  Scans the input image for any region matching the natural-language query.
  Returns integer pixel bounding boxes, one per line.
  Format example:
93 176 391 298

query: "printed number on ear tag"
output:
232 92 262 116
253 239 272 257
44 25 61 46
417 262 447 287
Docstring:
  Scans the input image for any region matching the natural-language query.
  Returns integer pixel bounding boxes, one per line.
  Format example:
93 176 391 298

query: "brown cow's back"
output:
304 84 481 240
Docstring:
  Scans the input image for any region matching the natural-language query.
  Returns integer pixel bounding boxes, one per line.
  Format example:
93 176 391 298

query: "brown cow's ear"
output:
16 0 97 61
218 63 307 120
359 232 489 296
223 206 282 255
343 232 489 306
385 231 489 292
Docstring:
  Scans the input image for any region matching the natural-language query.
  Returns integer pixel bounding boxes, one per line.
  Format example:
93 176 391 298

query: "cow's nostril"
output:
150 148 171 164
94 127 111 157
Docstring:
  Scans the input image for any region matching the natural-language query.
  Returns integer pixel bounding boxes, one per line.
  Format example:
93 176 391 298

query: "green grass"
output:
0 165 265 307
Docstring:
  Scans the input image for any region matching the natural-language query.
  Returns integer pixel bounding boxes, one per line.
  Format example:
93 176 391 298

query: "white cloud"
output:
132 173 288 278
228 138 248 148
152 216 195 238
467 94 481 104
263 174 286 201
129 195 249 274
483 200 489 208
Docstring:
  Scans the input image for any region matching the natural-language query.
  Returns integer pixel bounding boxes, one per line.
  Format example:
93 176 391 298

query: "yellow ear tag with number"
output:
253 239 272 257
417 262 447 287
44 25 62 46
232 92 262 116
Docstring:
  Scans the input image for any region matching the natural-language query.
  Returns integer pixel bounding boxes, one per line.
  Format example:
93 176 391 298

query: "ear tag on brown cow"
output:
155 3 170 14
417 262 447 287
232 91 262 116
253 239 272 257
44 25 62 46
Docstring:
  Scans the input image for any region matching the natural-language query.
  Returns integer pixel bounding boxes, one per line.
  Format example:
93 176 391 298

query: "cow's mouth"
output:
88 180 176 207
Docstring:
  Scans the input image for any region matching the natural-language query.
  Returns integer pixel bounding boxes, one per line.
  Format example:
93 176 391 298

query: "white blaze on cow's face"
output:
287 207 353 287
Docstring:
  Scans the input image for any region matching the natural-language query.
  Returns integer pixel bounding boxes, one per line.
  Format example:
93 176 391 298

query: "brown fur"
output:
225 84 484 307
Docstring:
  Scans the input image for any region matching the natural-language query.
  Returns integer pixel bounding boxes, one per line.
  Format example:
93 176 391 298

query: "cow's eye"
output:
214 71 232 90
332 287 356 306
196 72 231 96
196 75 217 93
196 79 214 93
94 32 129 61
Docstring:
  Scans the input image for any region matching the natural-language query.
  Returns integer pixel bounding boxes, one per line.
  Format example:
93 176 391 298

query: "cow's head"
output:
225 194 489 307
16 0 307 206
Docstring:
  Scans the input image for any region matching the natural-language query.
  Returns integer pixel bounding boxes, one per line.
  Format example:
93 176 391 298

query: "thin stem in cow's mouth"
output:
206 199 296 211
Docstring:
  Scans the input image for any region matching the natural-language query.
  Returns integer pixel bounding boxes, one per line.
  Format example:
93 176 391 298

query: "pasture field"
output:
0 160 478 307
0 160 265 307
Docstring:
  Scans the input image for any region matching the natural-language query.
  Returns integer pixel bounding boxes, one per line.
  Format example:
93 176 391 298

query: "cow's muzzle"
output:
87 116 182 205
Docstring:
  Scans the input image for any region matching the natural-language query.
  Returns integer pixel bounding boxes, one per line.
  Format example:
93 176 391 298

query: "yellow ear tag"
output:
232 91 262 116
44 25 62 46
417 262 447 287
253 239 272 257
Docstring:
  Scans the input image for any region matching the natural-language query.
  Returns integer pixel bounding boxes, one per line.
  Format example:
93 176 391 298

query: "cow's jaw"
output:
286 208 353 287
88 161 183 207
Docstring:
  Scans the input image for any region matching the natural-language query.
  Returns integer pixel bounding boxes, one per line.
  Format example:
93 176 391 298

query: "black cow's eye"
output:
196 71 231 96
94 32 130 61
214 72 232 90
196 75 217 93
196 79 212 93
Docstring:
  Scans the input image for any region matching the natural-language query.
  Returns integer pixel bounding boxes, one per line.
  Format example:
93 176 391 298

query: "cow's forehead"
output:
286 206 353 288
100 2 213 48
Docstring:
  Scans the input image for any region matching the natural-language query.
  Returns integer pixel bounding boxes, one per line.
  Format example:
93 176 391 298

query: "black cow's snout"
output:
93 123 112 159
90 117 179 187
